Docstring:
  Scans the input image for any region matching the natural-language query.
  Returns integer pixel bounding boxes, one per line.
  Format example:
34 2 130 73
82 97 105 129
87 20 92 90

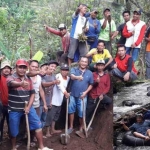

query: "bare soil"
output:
0 103 113 150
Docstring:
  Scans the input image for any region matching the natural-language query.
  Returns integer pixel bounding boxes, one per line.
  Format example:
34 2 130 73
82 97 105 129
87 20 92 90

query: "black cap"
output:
133 8 142 15
103 8 110 13
60 64 69 70
48 60 59 66
40 63 48 68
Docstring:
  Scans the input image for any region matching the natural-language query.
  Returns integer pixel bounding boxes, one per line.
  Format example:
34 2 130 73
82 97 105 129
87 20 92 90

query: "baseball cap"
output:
0 60 12 70
133 8 142 15
60 64 69 70
58 24 66 29
103 8 110 13
91 8 99 13
96 60 105 65
48 60 59 66
16 59 28 66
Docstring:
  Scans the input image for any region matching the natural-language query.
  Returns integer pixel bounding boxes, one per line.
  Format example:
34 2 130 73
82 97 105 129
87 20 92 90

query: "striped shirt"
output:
7 73 35 111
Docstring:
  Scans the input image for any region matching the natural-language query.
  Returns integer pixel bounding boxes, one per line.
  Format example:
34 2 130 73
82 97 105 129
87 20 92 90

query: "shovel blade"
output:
60 134 70 145
75 131 86 138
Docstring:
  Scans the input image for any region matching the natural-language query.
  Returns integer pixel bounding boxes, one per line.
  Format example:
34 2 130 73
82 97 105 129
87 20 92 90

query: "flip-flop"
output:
67 128 74 134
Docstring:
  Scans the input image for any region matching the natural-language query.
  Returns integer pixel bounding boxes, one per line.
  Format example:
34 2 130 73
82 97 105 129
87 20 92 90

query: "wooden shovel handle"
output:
25 101 30 150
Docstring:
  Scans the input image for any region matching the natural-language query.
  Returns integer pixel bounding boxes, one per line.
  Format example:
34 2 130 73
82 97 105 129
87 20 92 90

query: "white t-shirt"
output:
31 75 41 108
73 14 89 39
51 73 70 106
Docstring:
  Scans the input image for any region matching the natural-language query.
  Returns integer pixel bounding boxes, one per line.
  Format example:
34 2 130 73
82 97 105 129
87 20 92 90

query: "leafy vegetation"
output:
0 0 149 65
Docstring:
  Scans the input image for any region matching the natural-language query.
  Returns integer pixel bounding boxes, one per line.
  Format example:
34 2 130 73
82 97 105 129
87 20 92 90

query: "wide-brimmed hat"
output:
0 60 12 69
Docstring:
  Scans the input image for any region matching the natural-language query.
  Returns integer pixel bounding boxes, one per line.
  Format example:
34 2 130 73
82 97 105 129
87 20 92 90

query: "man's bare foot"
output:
51 130 62 134
45 133 52 137
145 136 150 141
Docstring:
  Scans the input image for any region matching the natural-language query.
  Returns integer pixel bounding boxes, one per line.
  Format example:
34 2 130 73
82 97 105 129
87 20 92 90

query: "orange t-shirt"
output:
146 28 150 52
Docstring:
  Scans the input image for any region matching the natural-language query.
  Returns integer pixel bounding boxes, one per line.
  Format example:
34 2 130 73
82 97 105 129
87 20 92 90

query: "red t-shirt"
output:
89 72 110 99
0 75 8 106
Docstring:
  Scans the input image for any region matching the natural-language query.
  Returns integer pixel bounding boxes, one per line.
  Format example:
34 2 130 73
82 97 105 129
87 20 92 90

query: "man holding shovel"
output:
68 57 93 134
7 59 53 150
86 60 112 127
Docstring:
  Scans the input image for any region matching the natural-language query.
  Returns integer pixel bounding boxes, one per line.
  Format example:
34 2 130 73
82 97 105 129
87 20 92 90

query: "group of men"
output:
0 55 112 150
44 3 149 81
0 3 149 150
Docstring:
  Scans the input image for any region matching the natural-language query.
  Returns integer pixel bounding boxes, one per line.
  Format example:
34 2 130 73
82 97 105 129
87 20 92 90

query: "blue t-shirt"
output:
70 67 93 97
86 17 101 39
129 120 150 135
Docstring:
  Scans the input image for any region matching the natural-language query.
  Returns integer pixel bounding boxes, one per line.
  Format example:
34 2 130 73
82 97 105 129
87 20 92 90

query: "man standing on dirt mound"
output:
98 8 116 51
68 4 89 66
111 10 131 46
7 59 53 150
44 24 70 65
86 59 112 126
68 57 93 134
0 58 12 143
123 9 146 62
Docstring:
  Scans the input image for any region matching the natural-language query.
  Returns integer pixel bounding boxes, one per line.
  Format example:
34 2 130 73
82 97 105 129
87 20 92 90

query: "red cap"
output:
16 59 28 66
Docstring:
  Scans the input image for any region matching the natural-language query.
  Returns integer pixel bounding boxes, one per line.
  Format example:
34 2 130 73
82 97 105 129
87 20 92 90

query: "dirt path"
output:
0 104 113 150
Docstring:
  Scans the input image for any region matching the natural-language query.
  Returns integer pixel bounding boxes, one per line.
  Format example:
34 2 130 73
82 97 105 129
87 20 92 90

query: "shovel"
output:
86 98 101 132
60 98 70 145
76 98 88 138
25 101 30 150
76 98 101 138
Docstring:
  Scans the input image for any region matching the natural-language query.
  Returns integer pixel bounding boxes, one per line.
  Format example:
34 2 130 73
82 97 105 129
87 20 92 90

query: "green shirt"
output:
99 18 116 41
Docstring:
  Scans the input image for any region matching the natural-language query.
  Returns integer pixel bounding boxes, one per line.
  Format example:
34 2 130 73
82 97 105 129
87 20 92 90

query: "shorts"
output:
68 95 87 118
9 107 42 137
45 105 61 126
68 38 88 59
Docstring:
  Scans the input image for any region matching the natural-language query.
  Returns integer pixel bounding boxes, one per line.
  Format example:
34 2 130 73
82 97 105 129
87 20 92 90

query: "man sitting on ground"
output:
111 45 137 81
121 114 150 141
86 41 113 71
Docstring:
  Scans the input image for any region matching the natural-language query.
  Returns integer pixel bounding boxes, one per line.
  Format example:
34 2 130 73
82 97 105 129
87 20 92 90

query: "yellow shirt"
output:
88 48 111 63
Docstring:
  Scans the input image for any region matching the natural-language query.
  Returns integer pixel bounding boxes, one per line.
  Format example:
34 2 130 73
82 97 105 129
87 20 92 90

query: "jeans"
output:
87 38 98 50
146 52 150 79
112 68 137 81
0 105 9 142
126 47 140 62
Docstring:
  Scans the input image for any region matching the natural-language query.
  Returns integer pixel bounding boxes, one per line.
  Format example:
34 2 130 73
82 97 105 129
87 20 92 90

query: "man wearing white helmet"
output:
44 23 70 65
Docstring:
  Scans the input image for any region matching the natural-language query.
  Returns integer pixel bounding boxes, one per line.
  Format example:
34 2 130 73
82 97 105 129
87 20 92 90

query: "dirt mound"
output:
0 103 113 150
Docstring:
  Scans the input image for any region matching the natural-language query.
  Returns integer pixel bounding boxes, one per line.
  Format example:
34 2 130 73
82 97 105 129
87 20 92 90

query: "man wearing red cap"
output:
123 9 146 62
7 59 53 150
